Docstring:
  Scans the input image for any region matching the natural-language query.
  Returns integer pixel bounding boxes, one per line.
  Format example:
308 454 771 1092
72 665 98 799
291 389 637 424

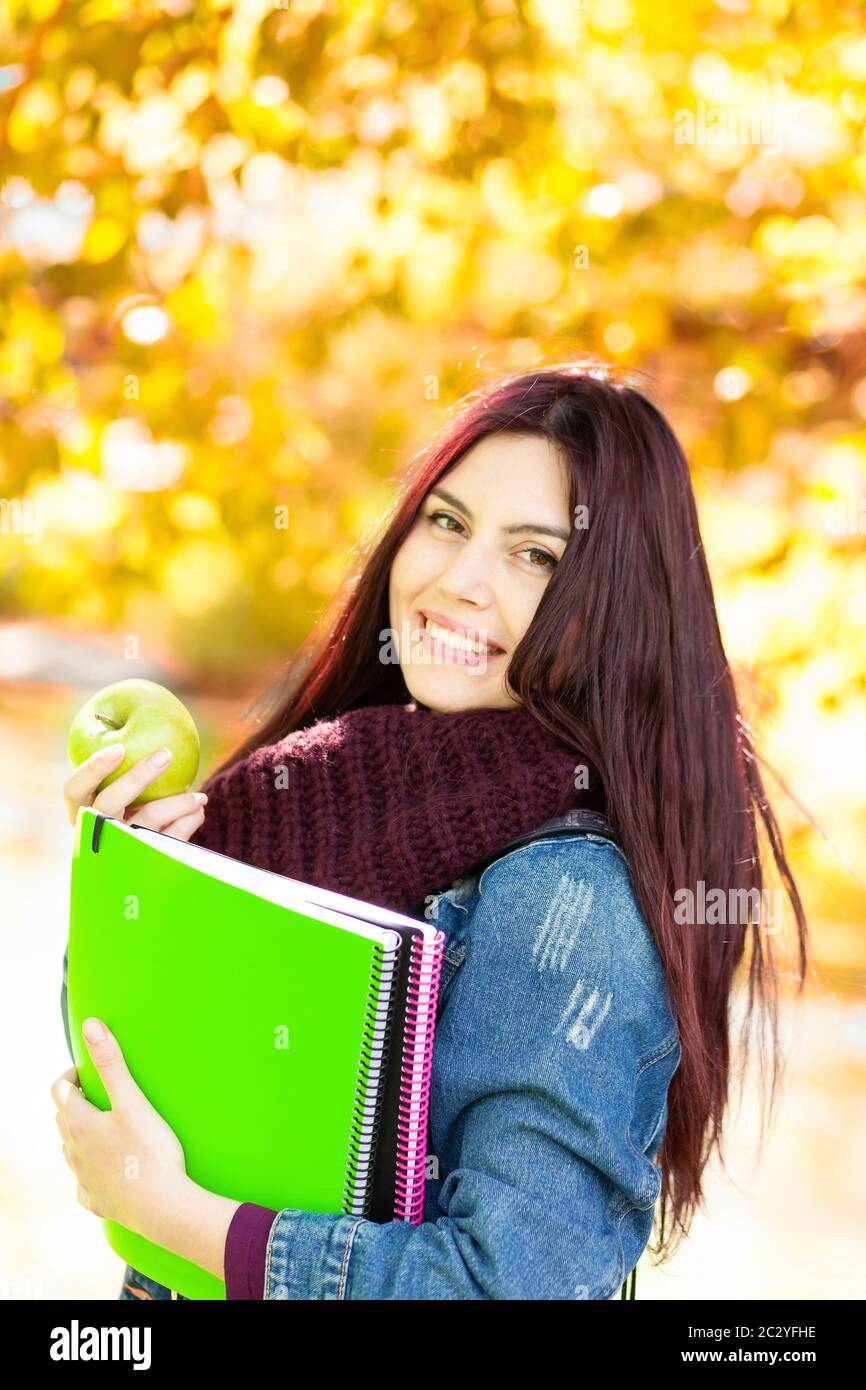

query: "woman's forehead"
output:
434 434 570 517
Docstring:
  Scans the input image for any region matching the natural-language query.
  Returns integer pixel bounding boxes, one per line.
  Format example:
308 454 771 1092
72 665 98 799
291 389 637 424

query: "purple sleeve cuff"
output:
224 1203 279 1300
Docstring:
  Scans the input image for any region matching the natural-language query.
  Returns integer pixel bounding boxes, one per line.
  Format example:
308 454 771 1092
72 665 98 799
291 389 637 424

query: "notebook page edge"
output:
85 811 403 951
120 812 441 938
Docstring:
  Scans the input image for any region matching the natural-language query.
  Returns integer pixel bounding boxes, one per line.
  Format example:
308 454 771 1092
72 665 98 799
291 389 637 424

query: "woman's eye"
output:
428 509 465 534
518 546 557 571
427 511 556 569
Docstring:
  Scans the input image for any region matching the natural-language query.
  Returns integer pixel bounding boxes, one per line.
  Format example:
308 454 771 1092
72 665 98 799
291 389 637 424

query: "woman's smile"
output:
414 610 506 666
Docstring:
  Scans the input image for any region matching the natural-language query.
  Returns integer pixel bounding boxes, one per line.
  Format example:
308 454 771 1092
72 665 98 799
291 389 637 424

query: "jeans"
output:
119 1266 189 1301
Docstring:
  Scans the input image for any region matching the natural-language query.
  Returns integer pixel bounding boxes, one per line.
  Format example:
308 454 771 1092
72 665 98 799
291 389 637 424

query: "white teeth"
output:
423 617 500 656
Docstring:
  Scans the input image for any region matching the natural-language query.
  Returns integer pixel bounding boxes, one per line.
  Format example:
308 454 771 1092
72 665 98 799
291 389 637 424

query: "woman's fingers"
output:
64 746 175 823
64 746 206 840
157 806 206 842
63 745 126 825
124 792 207 831
91 749 174 819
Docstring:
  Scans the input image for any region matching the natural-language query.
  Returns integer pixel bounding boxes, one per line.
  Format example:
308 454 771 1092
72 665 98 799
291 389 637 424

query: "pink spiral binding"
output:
393 928 445 1224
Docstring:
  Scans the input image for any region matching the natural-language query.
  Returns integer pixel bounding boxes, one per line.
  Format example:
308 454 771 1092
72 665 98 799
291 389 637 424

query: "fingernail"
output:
195 792 208 805
104 744 125 760
84 1018 106 1042
150 748 172 767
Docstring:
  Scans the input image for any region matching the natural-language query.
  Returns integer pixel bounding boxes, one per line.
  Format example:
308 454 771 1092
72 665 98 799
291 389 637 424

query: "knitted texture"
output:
189 701 597 915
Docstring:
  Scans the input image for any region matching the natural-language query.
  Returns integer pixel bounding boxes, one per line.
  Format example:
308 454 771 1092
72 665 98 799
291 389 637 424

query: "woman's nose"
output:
436 550 495 606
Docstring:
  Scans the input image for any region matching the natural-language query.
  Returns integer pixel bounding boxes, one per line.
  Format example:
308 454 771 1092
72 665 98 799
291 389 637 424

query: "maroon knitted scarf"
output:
189 701 600 915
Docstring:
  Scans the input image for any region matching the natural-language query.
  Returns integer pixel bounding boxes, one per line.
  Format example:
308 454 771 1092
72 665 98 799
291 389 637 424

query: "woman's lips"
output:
413 611 505 667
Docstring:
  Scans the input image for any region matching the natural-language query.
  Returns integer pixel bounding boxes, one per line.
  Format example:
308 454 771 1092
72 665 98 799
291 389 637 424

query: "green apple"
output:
67 678 201 808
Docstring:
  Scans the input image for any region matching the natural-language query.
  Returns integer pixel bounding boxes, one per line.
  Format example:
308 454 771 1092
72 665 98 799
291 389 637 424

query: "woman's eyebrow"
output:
429 488 570 542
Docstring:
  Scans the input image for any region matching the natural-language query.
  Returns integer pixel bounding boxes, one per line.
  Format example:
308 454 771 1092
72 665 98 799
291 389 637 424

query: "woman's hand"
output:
63 744 207 840
51 1018 190 1240
51 1019 242 1278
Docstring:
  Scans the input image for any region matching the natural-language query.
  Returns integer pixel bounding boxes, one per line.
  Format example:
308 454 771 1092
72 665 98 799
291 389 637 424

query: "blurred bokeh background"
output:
1 0 864 1300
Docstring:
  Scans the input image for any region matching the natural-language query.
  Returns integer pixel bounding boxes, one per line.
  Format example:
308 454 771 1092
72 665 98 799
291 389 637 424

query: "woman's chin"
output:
402 667 512 713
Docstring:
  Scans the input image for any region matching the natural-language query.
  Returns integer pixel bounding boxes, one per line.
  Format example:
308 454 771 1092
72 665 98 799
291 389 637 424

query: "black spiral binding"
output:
341 936 401 1218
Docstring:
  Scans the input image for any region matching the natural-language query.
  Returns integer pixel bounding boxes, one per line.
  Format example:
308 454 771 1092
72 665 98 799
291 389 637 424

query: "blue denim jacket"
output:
62 827 681 1301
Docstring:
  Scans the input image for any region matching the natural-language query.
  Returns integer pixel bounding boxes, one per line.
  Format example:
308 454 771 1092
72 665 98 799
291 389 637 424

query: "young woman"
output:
54 363 809 1300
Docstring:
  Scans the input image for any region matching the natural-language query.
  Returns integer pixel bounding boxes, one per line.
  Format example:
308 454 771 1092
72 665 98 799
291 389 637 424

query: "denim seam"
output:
576 832 630 868
643 1103 668 1159
635 1031 680 1080
625 1036 680 1200
436 948 467 1019
337 1219 363 1300
607 1153 662 1218
477 834 628 900
602 1196 656 1301
437 949 466 997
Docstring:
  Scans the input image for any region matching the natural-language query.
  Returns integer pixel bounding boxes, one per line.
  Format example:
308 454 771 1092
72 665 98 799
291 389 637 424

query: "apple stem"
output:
95 713 122 730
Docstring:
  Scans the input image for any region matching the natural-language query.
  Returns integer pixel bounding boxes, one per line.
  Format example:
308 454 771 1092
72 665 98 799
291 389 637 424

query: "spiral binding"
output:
393 928 446 1224
341 936 400 1218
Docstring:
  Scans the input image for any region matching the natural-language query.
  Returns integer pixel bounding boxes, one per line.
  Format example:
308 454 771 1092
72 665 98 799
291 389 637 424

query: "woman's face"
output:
388 432 571 712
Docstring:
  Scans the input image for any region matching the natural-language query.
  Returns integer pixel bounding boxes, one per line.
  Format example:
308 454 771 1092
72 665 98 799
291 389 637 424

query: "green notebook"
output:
66 806 445 1299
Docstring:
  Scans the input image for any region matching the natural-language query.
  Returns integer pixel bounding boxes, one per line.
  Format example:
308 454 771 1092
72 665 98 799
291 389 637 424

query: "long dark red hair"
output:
209 362 809 1261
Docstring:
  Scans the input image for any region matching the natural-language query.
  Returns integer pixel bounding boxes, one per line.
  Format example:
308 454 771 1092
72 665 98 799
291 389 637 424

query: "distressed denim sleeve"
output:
259 842 679 1300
